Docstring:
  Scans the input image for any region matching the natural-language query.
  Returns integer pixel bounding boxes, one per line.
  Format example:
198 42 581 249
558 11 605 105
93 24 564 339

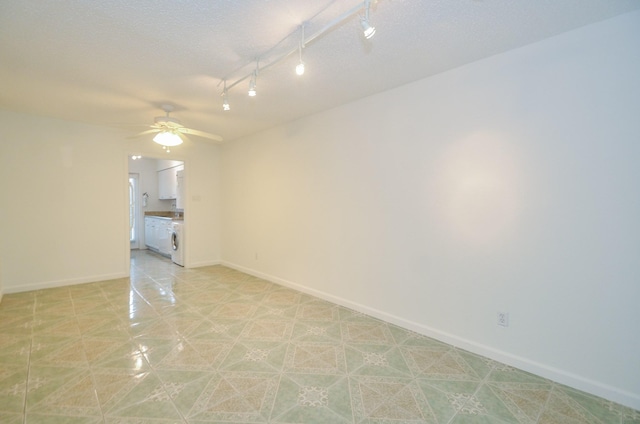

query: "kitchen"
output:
128 157 185 266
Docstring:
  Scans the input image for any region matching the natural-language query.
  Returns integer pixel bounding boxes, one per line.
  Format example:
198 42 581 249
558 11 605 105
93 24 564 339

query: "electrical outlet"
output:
497 312 509 327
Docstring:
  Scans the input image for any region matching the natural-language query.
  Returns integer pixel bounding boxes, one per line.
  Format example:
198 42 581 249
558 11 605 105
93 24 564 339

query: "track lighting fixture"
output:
296 24 305 76
248 73 257 97
248 62 259 97
223 93 230 111
361 0 376 39
220 1 383 105
222 80 230 111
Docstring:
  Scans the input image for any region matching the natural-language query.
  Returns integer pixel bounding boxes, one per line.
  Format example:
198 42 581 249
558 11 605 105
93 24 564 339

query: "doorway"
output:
128 156 185 256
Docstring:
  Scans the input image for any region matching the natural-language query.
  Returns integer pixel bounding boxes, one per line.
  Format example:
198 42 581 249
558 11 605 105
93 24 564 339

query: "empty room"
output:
0 1 639 423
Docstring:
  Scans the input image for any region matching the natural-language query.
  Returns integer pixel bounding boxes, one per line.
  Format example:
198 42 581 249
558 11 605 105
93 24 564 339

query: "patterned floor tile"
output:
26 413 104 423
208 302 257 320
485 382 551 423
26 368 102 418
350 375 438 423
154 369 216 417
537 385 625 424
0 334 31 367
270 373 352 423
186 317 249 341
417 379 482 424
253 303 301 320
240 319 293 342
0 412 23 424
33 300 75 318
291 320 343 344
92 369 151 412
1 250 638 423
220 341 287 373
284 343 347 375
345 344 412 378
263 290 302 306
0 366 28 414
188 372 279 422
296 301 340 322
103 372 184 421
401 345 489 381
342 321 395 345
30 336 88 368
388 325 451 348
155 339 232 371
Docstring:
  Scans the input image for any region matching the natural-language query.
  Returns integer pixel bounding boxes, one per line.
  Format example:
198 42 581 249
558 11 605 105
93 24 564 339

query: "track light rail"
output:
220 1 377 103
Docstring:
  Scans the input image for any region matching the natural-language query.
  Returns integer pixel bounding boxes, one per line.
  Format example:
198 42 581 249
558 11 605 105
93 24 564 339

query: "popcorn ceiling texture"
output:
0 0 639 142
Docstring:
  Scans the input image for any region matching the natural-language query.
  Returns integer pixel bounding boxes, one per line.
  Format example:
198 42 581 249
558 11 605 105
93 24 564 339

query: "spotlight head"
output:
248 75 257 97
361 18 376 39
222 93 230 111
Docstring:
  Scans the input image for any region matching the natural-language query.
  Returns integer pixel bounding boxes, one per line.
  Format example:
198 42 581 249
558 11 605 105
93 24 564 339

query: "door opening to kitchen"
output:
128 156 185 266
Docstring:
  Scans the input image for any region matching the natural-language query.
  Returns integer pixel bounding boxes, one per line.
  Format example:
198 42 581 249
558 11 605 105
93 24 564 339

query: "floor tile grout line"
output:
534 381 557 424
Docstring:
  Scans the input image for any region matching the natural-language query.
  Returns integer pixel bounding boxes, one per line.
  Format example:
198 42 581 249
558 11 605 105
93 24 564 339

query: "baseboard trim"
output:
189 259 222 268
221 260 640 411
3 272 129 294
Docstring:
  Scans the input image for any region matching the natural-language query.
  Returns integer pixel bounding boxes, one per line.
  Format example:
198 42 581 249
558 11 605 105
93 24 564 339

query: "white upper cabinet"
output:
158 165 183 200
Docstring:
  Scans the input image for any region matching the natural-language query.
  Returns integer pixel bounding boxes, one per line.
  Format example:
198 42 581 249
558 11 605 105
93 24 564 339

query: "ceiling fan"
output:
131 105 223 148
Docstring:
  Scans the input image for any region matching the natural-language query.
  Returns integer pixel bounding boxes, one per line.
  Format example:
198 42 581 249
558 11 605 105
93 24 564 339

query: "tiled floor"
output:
1 251 638 423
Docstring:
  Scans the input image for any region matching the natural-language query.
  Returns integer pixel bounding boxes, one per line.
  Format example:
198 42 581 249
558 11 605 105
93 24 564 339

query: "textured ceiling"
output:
1 0 639 143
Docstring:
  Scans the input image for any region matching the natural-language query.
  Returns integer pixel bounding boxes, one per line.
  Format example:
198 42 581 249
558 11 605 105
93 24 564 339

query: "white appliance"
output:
171 221 185 266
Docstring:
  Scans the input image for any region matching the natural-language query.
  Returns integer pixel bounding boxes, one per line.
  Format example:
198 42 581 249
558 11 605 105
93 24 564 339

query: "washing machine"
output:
171 221 185 266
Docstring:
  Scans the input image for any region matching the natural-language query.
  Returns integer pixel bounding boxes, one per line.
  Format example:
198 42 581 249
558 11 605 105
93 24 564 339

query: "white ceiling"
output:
1 0 639 143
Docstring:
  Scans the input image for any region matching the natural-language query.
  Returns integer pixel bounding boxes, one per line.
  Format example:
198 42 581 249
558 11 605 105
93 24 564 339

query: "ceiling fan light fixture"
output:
153 131 183 147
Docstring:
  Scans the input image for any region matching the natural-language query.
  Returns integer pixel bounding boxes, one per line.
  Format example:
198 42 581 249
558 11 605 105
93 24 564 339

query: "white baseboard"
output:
3 272 129 294
221 260 640 411
189 259 222 268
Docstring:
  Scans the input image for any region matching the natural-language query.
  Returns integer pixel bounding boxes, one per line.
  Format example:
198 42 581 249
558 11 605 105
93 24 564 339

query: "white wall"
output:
0 110 222 292
220 11 640 409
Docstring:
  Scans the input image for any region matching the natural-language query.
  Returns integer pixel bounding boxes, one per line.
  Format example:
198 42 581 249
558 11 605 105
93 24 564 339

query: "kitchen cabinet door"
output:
157 168 176 199
158 220 172 255
144 217 158 250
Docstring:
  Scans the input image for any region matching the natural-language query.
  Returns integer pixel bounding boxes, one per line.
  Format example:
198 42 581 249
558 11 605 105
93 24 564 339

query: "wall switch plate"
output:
497 312 509 327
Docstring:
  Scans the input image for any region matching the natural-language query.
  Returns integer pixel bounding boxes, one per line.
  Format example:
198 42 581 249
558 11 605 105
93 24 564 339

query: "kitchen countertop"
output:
145 211 183 221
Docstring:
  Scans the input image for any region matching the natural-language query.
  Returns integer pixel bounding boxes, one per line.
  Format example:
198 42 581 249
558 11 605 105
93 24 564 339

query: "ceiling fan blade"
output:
178 127 223 142
127 128 161 139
